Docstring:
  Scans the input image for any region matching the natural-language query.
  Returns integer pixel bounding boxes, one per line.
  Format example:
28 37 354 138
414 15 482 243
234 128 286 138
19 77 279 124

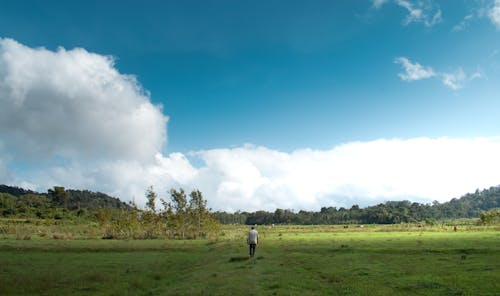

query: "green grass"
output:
0 225 499 295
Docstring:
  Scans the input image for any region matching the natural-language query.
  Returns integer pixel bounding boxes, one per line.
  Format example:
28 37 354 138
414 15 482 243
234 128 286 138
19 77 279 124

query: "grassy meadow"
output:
0 222 499 295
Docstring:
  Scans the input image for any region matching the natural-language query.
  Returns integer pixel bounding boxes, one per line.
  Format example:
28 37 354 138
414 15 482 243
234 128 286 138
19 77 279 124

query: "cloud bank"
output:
16 139 500 213
1 38 499 212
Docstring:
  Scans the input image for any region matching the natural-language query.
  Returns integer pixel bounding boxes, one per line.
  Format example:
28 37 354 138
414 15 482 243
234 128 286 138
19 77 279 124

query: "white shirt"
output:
248 229 258 244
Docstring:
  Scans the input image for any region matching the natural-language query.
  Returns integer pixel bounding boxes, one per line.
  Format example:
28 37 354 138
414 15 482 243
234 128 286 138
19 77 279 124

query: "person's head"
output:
251 226 255 230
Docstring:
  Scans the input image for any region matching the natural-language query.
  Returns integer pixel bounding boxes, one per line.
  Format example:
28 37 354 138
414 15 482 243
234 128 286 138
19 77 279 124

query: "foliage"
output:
214 186 500 225
0 185 131 219
2 184 499 228
0 184 38 197
95 188 220 240
65 189 130 211
145 186 157 213
0 185 220 240
479 209 500 225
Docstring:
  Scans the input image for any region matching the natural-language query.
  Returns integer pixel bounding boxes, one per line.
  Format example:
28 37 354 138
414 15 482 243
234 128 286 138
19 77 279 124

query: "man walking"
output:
247 226 259 257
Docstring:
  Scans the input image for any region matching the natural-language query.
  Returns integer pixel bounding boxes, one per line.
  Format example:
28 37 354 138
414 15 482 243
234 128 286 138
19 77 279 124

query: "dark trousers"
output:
249 244 257 257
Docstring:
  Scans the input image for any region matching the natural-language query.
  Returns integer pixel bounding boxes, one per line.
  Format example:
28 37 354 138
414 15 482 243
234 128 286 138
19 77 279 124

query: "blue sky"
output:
1 0 500 211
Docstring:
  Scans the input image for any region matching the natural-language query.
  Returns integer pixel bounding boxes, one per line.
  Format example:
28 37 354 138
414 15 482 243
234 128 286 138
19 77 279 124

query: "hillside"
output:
0 185 131 217
0 185 38 197
436 186 500 218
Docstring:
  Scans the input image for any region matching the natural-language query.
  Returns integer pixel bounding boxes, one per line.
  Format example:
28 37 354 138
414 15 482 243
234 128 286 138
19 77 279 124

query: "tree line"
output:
213 186 500 225
1 184 499 228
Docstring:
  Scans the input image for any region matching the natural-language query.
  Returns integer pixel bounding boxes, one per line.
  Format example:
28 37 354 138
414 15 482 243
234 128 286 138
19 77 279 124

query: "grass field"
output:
0 224 499 295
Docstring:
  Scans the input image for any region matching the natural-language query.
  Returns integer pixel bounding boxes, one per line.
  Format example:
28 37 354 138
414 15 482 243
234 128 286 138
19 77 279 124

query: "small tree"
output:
188 189 208 238
160 197 174 238
141 187 160 238
145 186 157 213
170 188 188 238
479 209 500 225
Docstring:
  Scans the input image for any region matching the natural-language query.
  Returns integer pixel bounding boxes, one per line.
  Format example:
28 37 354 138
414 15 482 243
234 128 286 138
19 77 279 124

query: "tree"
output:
479 209 500 225
141 187 160 238
48 186 69 209
167 188 219 239
188 189 208 238
145 186 157 213
274 208 286 224
170 188 188 238
0 193 17 216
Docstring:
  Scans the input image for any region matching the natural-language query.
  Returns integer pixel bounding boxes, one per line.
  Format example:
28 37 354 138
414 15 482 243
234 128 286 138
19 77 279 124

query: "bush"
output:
479 209 500 225
15 225 32 240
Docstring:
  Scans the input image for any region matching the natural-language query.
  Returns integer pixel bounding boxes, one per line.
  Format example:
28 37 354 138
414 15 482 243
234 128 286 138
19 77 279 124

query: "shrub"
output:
479 209 500 225
15 225 32 240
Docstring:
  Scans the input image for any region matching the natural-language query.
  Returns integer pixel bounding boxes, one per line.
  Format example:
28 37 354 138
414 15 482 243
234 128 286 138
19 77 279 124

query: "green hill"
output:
0 185 131 218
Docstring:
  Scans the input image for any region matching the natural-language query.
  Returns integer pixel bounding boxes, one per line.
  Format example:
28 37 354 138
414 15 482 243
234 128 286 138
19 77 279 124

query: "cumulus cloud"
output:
490 0 500 28
0 37 167 202
0 38 168 162
395 57 480 90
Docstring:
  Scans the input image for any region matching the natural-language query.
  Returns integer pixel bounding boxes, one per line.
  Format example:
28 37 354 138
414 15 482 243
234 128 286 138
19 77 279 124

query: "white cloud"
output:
0 38 168 162
32 138 500 212
394 57 436 81
453 14 474 32
372 0 389 9
156 139 500 211
396 0 424 24
0 37 167 201
375 0 442 26
441 68 466 90
395 57 481 90
453 1 500 31
490 0 500 28
194 138 500 211
425 9 442 27
470 71 482 80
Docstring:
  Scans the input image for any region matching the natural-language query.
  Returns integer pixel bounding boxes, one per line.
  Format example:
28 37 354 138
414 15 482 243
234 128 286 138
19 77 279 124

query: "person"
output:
247 226 259 257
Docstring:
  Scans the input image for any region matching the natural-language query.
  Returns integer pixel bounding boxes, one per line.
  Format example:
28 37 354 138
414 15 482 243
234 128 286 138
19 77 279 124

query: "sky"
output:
1 0 500 211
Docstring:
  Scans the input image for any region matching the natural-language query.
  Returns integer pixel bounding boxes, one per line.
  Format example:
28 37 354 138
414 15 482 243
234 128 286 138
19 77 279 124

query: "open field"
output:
1 224 499 295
